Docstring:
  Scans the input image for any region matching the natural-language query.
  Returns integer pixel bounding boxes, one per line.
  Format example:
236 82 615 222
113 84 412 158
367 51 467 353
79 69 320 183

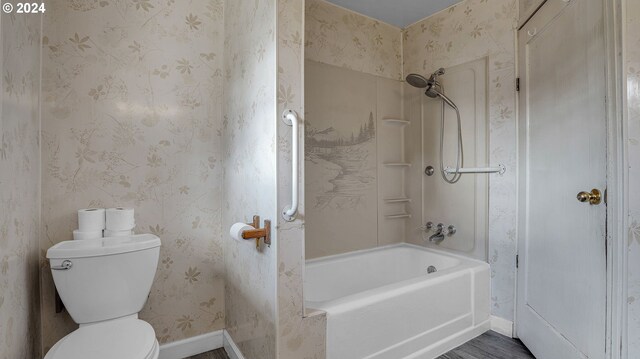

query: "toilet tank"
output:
47 234 161 324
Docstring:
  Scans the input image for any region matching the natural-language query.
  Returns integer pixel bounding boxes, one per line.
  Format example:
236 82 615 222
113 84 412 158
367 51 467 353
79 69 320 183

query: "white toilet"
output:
45 234 161 359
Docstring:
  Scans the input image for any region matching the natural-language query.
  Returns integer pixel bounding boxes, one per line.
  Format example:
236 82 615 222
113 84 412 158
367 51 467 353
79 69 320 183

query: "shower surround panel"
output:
305 61 409 259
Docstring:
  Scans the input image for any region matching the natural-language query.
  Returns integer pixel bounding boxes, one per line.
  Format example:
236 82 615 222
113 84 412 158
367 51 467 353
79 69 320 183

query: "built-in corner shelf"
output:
383 118 410 126
385 213 412 219
384 197 412 203
380 115 412 222
383 162 411 167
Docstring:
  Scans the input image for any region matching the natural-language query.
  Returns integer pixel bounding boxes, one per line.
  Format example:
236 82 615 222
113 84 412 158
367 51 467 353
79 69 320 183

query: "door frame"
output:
603 1 627 358
514 1 628 358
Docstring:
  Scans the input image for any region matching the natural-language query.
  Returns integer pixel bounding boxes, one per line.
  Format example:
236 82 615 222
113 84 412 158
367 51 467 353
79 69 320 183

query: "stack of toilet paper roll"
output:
74 208 106 240
73 207 135 240
104 208 135 237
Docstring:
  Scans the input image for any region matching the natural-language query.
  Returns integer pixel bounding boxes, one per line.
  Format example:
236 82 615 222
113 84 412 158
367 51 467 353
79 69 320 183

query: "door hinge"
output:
516 254 519 269
516 77 520 92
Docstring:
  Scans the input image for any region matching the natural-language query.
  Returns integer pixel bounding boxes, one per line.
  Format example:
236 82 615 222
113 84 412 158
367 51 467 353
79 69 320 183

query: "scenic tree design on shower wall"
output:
304 60 380 258
305 112 376 210
306 113 375 148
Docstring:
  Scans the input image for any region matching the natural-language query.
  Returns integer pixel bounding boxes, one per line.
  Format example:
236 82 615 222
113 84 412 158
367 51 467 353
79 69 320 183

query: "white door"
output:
516 1 607 359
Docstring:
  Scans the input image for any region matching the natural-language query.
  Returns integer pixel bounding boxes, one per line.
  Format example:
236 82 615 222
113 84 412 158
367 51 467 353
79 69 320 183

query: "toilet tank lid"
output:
47 234 161 259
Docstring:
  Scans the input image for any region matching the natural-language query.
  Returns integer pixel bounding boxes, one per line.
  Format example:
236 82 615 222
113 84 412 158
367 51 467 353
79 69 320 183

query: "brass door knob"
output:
576 189 601 205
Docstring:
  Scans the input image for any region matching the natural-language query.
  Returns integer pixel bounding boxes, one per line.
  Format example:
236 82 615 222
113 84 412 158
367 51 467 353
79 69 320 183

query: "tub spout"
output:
429 223 445 243
429 232 445 243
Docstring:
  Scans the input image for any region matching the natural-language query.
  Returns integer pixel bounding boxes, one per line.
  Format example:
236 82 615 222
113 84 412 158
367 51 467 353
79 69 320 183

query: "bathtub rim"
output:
306 242 487 267
305 243 489 313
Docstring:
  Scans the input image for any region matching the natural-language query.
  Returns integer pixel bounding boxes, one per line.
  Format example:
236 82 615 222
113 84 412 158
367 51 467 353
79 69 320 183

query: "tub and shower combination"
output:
305 244 490 359
303 60 493 358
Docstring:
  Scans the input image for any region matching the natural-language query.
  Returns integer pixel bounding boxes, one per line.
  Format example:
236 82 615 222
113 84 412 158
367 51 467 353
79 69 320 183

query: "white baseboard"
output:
490 315 514 338
158 330 223 359
223 330 246 359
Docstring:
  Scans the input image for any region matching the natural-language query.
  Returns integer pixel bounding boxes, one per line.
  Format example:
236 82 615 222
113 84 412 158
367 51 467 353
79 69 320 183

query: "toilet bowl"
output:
45 234 161 359
44 316 159 359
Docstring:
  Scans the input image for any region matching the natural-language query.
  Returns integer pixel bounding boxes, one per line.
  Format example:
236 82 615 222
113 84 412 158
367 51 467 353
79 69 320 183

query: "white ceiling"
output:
325 0 463 28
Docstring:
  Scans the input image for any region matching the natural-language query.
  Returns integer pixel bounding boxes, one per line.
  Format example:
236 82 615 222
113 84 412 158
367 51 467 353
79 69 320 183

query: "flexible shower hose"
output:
438 87 464 184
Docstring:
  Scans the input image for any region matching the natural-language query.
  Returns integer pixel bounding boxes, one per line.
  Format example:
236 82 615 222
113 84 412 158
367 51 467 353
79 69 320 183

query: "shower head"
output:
406 68 457 110
405 73 429 88
406 68 446 96
406 72 442 99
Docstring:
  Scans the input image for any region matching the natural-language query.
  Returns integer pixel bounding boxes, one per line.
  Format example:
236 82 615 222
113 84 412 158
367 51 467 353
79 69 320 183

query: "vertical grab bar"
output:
282 109 299 222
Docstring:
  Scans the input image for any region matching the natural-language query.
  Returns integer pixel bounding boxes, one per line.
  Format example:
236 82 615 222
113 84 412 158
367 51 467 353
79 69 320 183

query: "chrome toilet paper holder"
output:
242 215 271 249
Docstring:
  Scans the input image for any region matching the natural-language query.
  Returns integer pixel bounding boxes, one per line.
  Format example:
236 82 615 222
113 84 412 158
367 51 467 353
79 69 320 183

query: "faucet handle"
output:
420 222 434 232
447 225 456 236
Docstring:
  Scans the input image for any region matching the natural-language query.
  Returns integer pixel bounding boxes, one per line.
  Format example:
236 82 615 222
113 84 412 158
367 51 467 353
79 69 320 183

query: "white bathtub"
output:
305 243 490 359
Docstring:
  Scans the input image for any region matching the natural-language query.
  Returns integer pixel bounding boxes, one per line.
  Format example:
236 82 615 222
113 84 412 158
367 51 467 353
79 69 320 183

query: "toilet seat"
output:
44 318 158 359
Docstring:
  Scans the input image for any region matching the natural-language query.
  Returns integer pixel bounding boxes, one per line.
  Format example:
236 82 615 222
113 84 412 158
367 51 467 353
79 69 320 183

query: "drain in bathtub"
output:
427 265 437 274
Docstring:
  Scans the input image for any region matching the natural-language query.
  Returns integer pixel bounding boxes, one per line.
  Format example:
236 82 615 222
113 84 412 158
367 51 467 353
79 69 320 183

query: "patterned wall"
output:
403 0 519 321
3 1 636 358
222 0 277 358
40 0 225 351
0 11 42 359
305 0 402 81
626 0 640 355
277 0 327 357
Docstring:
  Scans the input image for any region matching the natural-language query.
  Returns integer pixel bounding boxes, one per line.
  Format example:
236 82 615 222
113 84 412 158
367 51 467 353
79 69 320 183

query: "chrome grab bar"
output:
282 109 299 222
444 164 506 175
51 260 73 270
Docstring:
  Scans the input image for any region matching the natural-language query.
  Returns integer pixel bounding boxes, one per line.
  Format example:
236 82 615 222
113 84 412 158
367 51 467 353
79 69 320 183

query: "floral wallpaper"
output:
305 0 402 81
0 11 42 359
40 0 225 352
626 0 640 355
403 0 519 322
222 0 277 358
277 0 327 357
